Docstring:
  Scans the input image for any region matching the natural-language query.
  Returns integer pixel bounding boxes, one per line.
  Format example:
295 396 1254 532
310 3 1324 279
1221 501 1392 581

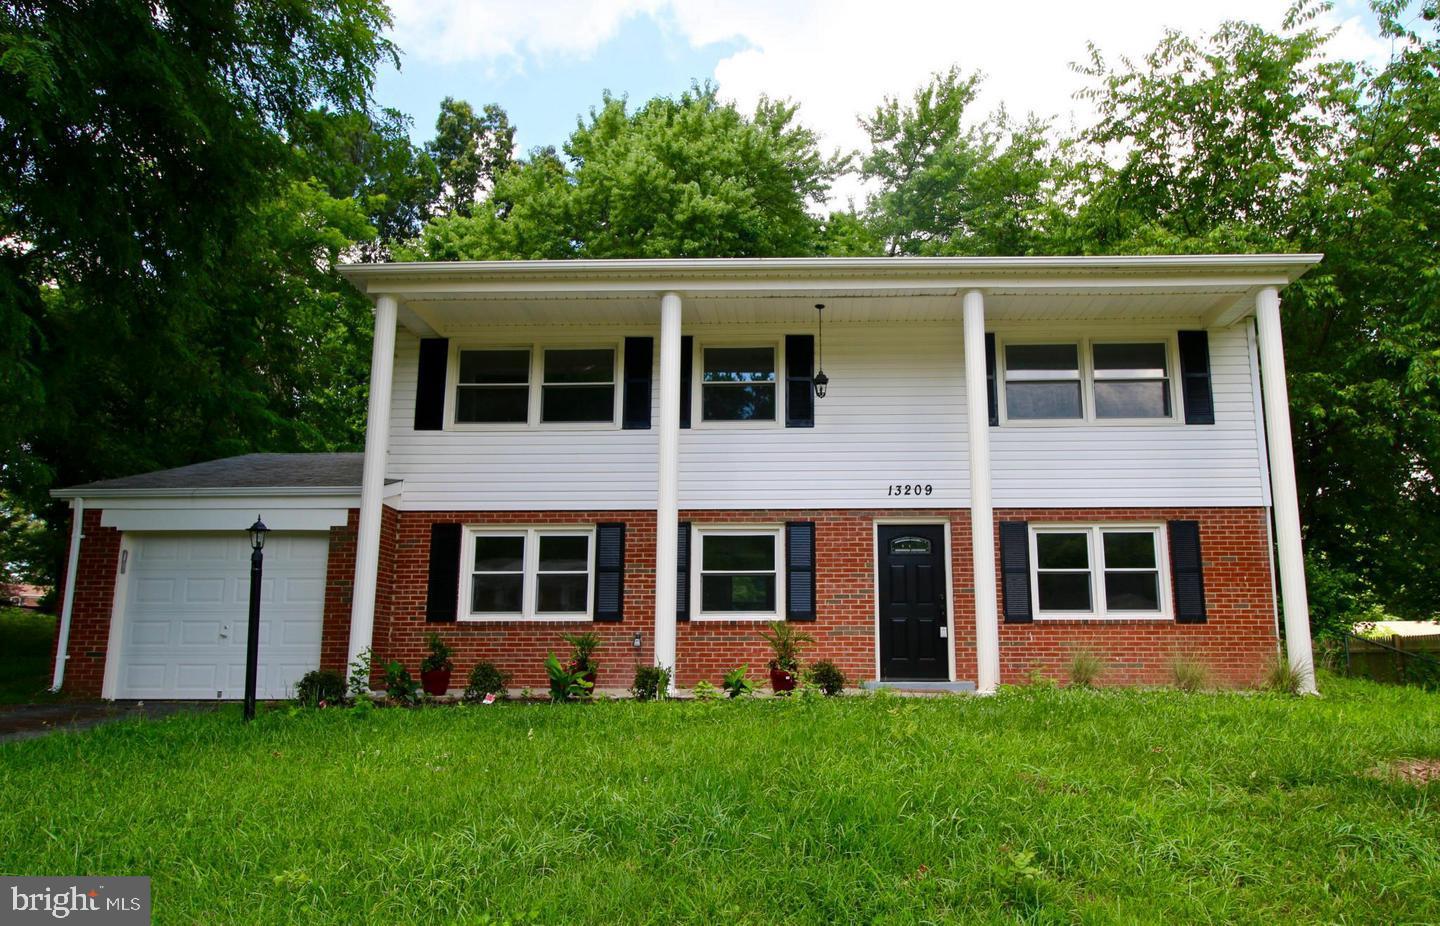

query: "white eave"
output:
336 254 1323 334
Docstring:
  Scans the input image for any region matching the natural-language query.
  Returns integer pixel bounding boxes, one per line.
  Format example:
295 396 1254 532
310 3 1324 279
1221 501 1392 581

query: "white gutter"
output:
50 497 84 692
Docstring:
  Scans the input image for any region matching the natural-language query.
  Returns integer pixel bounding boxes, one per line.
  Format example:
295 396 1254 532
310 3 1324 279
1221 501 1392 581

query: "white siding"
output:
386 319 1267 511
990 324 1266 506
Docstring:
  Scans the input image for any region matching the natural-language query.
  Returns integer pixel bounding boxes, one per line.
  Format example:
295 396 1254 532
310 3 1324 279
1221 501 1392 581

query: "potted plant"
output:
545 652 594 702
419 632 455 696
562 631 602 688
759 621 814 693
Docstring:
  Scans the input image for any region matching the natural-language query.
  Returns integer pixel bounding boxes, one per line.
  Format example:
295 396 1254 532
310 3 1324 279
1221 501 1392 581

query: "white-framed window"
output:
451 342 621 427
462 527 595 620
999 336 1177 424
1030 524 1168 619
456 348 531 423
541 347 617 423
693 526 784 619
699 344 780 423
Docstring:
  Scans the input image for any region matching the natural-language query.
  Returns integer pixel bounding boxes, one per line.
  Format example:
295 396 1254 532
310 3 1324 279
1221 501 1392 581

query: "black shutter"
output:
785 521 817 621
622 337 653 430
679 335 694 428
425 523 462 622
985 332 999 427
999 521 1032 623
1168 520 1208 623
1178 331 1215 425
676 521 691 621
594 523 625 621
415 338 450 431
785 334 815 428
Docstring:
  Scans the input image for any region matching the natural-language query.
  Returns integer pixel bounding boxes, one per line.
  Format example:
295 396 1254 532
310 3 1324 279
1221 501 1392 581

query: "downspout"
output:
50 497 84 692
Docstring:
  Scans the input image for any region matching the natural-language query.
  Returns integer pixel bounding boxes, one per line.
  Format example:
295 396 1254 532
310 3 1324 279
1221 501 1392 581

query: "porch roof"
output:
337 254 1323 336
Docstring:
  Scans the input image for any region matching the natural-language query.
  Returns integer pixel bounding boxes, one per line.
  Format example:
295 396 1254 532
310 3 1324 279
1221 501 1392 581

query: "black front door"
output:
878 524 948 680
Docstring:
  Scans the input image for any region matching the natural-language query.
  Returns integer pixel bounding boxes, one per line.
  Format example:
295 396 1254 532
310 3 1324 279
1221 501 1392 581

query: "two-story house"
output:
48 255 1320 698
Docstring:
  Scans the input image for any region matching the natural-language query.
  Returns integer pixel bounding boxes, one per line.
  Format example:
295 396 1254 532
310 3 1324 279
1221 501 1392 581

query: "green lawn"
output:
1 676 1437 924
0 607 61 705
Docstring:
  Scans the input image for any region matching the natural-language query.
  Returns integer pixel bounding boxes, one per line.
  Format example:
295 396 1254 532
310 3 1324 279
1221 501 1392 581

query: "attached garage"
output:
49 453 381 700
113 533 328 699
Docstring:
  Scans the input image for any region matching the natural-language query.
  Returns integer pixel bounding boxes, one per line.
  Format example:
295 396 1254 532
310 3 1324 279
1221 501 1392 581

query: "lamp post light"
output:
243 515 269 722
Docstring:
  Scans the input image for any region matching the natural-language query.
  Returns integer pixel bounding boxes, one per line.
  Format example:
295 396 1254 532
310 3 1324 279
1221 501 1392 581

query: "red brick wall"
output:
375 510 657 691
374 506 1278 690
374 508 971 689
993 507 1279 687
320 510 360 673
50 508 122 698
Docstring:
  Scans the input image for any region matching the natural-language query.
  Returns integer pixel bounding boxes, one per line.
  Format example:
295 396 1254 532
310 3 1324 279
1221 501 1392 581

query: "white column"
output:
347 294 399 679
49 497 85 691
1255 286 1317 693
654 292 683 687
963 290 1001 694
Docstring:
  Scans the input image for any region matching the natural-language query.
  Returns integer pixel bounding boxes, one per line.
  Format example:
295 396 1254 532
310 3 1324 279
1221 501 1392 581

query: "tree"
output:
407 84 841 260
425 98 516 218
293 107 440 260
1055 2 1440 631
0 1 394 582
860 68 1060 256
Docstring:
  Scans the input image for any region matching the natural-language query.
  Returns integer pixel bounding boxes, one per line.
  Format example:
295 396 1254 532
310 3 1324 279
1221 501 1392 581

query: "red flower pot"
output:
769 667 797 693
420 668 452 696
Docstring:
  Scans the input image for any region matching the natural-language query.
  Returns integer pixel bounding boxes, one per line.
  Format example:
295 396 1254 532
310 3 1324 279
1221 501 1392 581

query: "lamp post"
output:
243 515 269 722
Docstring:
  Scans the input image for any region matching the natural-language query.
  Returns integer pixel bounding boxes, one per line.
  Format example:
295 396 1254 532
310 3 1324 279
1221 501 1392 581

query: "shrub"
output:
806 660 847 696
384 661 420 705
1068 650 1105 688
464 662 511 701
691 679 720 700
758 621 814 672
420 633 455 674
1262 652 1303 695
722 665 757 698
1171 655 1212 693
632 665 671 701
562 632 602 675
545 652 593 702
294 669 345 707
346 648 373 704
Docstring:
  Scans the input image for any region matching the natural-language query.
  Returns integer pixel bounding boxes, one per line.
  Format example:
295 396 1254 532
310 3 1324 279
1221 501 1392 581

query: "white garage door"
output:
115 533 329 700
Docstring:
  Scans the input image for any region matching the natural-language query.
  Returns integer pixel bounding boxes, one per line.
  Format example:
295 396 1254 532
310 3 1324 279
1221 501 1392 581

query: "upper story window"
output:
702 346 777 422
457 349 530 423
541 348 616 423
1001 338 1176 423
1031 525 1166 619
454 345 617 426
1004 344 1082 419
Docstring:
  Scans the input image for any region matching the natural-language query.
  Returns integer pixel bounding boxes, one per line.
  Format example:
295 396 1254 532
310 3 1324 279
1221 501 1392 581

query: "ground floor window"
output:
464 527 594 620
1030 525 1167 619
694 527 783 618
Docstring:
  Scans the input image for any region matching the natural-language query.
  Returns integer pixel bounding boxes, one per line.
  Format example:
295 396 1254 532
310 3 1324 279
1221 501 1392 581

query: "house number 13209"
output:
887 483 934 496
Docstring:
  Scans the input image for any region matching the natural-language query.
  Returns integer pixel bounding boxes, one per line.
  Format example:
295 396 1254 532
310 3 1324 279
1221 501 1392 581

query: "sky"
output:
374 0 1398 208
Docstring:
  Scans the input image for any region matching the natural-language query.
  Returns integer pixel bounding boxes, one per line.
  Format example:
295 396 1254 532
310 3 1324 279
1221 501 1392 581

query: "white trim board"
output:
101 508 351 532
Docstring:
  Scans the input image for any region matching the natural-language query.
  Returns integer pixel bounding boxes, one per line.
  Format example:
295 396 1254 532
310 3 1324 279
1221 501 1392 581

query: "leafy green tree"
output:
408 84 841 260
425 98 516 218
860 68 1060 256
0 0 394 579
293 107 440 260
1056 3 1440 630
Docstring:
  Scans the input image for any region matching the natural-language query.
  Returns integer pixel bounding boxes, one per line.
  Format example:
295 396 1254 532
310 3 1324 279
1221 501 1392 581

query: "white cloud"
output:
389 0 1393 206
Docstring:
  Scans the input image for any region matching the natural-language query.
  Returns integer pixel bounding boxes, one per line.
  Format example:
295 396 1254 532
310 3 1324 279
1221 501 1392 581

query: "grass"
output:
0 607 62 705
1 674 1437 924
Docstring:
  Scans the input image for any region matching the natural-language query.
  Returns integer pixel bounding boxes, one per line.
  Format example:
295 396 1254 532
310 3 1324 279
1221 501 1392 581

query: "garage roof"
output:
52 453 374 498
